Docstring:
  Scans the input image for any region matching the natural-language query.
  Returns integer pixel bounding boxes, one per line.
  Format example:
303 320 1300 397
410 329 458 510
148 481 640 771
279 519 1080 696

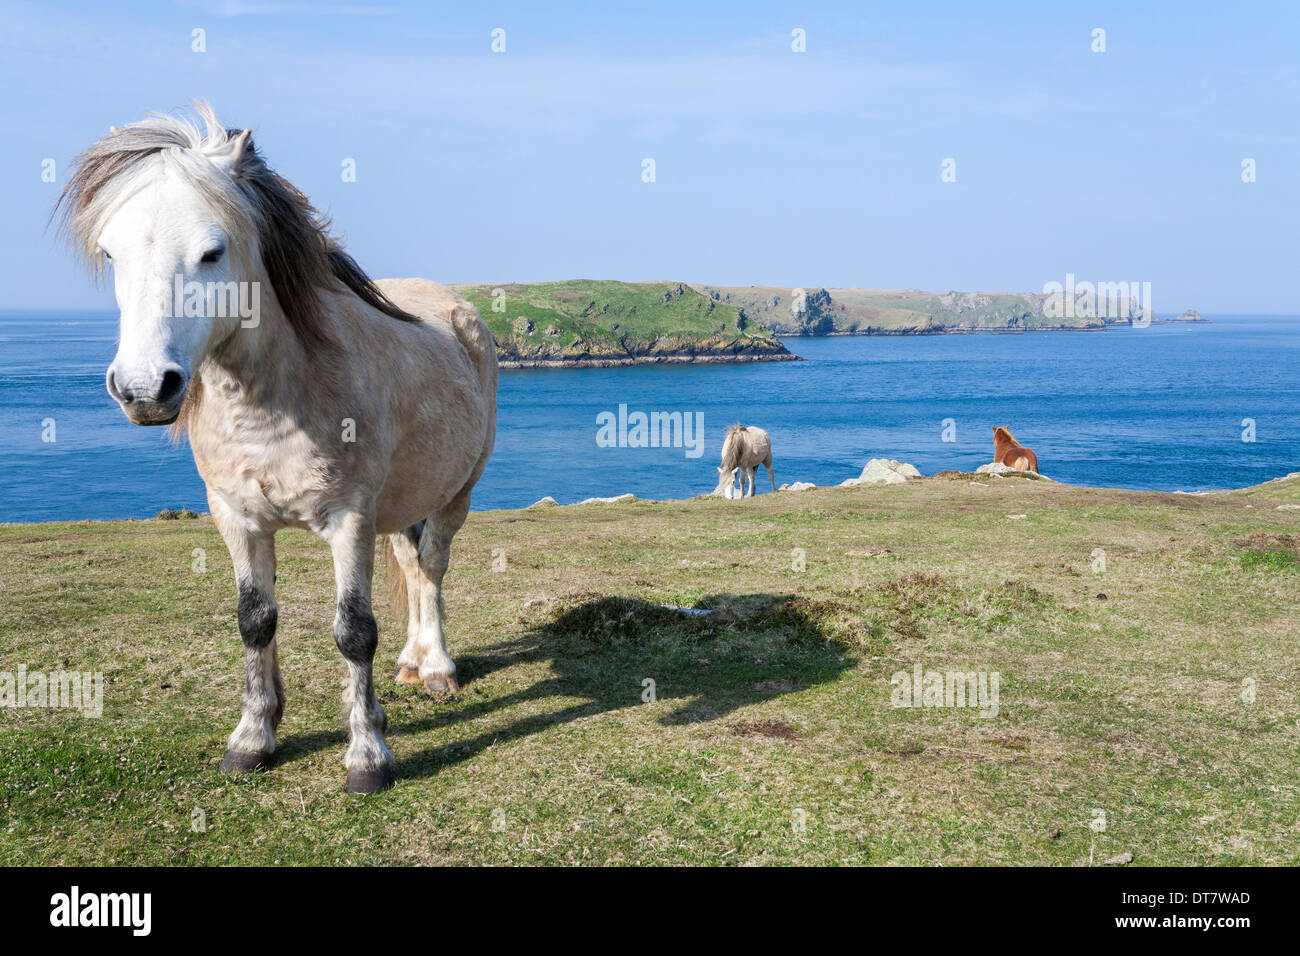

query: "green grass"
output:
450 280 792 365
1 472 1298 865
1240 549 1299 572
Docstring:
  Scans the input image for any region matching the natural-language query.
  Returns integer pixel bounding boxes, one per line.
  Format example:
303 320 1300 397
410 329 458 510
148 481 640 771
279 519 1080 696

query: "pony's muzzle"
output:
107 363 187 425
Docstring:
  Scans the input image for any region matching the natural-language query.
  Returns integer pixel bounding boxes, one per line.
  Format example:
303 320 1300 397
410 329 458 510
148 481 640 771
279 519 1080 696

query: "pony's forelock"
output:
56 103 251 277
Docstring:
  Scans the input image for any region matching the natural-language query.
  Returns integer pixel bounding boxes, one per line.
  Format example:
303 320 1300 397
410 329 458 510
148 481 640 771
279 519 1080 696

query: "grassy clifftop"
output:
450 280 795 367
692 285 1153 335
2 472 1297 864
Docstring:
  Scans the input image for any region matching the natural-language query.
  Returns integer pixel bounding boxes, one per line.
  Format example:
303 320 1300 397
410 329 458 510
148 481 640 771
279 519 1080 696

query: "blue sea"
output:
1 311 1297 523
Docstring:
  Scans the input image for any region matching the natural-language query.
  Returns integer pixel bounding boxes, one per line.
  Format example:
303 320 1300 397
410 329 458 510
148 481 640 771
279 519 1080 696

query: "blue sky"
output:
4 0 1298 312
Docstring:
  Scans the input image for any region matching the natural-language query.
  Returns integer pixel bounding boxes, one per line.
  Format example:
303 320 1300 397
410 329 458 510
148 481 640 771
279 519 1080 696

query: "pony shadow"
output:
385 593 859 783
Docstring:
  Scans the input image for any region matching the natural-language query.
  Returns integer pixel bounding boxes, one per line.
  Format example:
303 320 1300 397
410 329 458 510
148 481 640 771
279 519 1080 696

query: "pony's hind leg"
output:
765 457 776 493
388 522 424 685
212 506 282 774
414 485 473 694
325 510 393 794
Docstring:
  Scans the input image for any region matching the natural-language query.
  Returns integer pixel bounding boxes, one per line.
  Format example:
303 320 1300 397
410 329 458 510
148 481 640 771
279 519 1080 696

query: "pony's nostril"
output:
157 369 185 403
106 368 132 404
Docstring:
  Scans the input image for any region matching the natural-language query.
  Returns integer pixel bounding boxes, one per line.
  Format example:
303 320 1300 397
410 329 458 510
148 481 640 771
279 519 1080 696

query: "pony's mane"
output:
55 102 417 347
719 423 748 469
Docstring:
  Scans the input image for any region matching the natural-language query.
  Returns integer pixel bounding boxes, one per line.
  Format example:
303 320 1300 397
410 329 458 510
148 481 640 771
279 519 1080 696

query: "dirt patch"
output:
860 573 963 641
731 719 800 740
884 744 925 758
1235 533 1300 556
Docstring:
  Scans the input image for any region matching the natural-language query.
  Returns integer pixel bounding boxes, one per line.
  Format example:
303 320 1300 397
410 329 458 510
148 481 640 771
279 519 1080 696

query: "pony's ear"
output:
210 128 253 177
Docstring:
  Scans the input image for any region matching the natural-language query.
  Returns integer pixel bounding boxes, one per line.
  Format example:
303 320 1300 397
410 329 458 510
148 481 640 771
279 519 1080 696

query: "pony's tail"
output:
382 537 408 631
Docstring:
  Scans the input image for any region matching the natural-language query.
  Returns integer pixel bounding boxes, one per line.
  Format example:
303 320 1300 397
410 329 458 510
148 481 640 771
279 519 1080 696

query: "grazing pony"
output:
57 104 498 794
992 426 1039 473
715 424 776 499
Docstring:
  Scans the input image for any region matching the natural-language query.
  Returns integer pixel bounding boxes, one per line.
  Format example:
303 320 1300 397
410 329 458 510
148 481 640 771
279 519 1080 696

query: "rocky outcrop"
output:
495 335 797 368
842 459 924 486
690 284 1187 335
975 461 1052 480
778 481 817 492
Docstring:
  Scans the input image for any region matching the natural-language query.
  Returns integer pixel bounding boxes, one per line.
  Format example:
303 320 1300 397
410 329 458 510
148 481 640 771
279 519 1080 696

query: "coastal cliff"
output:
691 285 1166 335
449 280 1202 367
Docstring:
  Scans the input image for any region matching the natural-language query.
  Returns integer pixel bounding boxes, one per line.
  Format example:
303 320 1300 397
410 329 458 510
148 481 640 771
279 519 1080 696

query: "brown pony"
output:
992 426 1039 473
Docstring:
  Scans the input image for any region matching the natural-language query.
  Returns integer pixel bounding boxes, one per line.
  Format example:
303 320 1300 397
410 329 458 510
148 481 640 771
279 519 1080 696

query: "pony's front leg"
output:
325 510 393 794
212 508 282 774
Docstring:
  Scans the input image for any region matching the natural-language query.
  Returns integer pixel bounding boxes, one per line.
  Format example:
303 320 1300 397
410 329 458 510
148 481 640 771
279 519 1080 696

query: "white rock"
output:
577 493 636 505
657 605 714 617
779 481 817 492
1276 504 1300 511
528 496 559 508
975 461 1051 480
857 458 922 485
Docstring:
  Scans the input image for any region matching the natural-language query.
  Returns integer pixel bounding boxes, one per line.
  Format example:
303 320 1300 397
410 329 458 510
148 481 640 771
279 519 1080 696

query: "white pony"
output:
57 105 497 794
714 424 776 499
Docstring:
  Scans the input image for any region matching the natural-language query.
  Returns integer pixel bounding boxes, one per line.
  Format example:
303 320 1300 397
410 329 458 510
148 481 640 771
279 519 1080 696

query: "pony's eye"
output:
102 250 112 262
200 247 225 264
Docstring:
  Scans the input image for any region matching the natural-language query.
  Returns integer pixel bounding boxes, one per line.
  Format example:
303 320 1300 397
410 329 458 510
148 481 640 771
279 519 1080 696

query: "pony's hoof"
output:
394 665 422 685
423 673 460 695
344 767 392 794
220 749 271 774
